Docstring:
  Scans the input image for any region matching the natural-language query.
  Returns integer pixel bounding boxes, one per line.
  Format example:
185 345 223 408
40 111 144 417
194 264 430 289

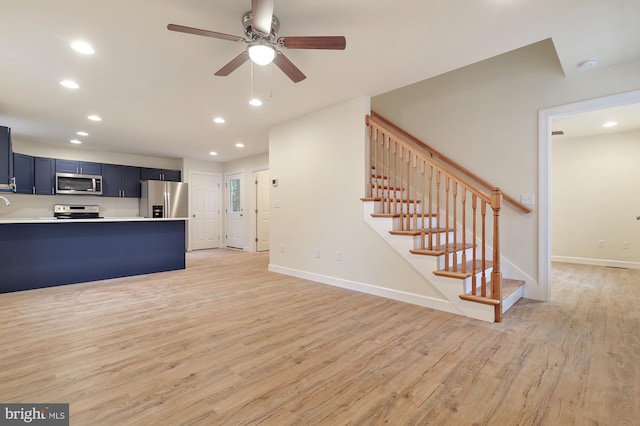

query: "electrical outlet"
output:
623 241 630 249
598 240 605 248
336 250 342 261
314 248 320 259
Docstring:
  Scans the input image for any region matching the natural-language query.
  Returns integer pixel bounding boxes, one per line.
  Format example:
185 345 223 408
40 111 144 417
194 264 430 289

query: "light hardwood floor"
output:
1 250 638 425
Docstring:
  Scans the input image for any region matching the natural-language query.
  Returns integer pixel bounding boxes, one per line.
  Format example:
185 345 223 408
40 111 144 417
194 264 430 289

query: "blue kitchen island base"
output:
0 220 186 293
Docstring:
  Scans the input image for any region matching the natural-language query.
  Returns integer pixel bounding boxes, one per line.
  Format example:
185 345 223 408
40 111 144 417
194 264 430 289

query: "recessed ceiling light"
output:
76 131 89 136
209 151 218 156
602 121 618 127
235 143 244 148
249 98 262 106
70 139 82 144
70 40 94 55
578 58 598 70
213 117 225 124
88 115 102 121
60 80 79 89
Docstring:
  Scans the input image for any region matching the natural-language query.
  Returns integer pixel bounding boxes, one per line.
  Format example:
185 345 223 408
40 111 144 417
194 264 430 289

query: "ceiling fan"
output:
167 0 346 83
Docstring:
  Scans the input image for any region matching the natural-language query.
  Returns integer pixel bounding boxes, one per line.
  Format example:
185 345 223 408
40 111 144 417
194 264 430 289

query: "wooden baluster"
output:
412 154 418 233
385 135 391 214
491 188 503 322
371 127 377 199
420 160 426 250
481 200 487 297
461 187 467 275
435 171 441 251
428 165 433 250
404 150 410 229
452 182 458 272
471 194 477 295
444 177 450 271
398 147 406 225
387 138 398 214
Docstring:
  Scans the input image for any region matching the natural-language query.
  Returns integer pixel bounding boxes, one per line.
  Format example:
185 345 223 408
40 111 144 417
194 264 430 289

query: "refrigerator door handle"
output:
165 190 170 218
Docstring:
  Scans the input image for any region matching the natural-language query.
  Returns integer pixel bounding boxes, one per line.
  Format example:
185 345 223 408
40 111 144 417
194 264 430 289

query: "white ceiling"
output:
552 102 640 140
1 0 639 163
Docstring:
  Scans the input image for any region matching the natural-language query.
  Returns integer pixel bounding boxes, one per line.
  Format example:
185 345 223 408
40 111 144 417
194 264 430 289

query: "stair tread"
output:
462 278 525 300
378 198 422 203
389 227 452 236
433 260 493 278
410 243 474 256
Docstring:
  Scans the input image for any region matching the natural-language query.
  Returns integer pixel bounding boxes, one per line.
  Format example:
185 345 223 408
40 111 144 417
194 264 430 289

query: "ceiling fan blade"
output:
214 51 250 76
167 24 244 42
273 52 306 83
251 0 275 35
280 36 346 50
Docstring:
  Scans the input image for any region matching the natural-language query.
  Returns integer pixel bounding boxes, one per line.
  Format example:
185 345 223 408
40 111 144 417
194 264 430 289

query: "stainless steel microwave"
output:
55 173 103 195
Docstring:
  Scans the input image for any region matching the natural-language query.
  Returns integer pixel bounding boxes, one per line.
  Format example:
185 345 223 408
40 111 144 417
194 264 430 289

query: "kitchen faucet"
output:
0 195 10 206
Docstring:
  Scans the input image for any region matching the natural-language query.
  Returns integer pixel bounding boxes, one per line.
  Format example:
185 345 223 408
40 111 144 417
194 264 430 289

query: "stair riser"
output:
461 269 495 294
392 215 437 230
410 232 454 248
374 188 406 199
436 247 475 269
376 202 422 215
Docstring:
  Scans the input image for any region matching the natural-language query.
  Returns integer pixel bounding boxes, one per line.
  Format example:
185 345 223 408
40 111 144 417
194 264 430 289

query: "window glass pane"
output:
229 178 241 212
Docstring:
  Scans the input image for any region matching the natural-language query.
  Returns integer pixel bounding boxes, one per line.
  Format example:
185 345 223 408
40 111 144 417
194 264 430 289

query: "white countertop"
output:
0 217 190 224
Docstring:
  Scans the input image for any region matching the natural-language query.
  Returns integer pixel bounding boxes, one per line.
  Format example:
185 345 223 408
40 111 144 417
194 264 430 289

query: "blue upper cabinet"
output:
140 167 181 182
103 164 141 198
34 157 56 195
13 153 34 194
55 159 102 175
0 126 12 187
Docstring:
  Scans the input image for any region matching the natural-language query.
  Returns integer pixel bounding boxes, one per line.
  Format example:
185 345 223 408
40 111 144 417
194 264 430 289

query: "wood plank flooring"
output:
1 250 638 425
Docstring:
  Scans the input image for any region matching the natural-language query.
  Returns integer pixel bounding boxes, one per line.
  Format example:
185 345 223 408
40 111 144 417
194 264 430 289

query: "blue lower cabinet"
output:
0 220 186 293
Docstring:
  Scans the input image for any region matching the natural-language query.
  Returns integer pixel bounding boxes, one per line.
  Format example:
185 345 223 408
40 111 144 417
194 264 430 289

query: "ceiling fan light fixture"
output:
248 42 275 65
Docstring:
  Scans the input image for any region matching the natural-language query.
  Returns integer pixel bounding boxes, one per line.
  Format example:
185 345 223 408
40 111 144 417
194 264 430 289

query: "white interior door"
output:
226 172 244 249
190 172 220 250
256 170 270 252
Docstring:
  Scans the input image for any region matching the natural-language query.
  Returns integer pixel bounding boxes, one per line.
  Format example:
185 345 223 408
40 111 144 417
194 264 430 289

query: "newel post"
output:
491 188 503 322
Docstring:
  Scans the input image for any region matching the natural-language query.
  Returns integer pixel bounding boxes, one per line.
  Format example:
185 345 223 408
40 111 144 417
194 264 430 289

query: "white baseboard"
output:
268 264 458 315
552 256 640 270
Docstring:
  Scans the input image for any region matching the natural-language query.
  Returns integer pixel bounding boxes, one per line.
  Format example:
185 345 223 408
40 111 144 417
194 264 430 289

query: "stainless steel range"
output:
53 204 101 219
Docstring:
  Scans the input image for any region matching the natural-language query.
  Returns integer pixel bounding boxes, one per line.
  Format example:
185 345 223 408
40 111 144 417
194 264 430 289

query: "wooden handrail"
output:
370 111 532 214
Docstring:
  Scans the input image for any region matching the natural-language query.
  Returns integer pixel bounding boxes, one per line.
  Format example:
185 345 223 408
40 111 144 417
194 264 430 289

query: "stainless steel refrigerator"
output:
139 180 188 218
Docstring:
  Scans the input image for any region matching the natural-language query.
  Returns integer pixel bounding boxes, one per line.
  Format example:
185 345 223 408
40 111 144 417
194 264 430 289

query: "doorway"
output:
539 89 640 301
189 172 221 250
225 171 244 249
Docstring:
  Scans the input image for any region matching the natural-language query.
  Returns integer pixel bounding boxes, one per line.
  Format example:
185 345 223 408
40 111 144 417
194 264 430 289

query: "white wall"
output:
269 96 446 301
372 39 640 286
552 129 640 268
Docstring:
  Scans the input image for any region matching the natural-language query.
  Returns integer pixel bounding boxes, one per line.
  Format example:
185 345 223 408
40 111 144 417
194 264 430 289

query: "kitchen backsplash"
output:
0 193 139 218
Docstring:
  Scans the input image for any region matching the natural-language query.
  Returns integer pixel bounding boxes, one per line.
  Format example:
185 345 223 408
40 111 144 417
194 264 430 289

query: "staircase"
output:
362 113 527 322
